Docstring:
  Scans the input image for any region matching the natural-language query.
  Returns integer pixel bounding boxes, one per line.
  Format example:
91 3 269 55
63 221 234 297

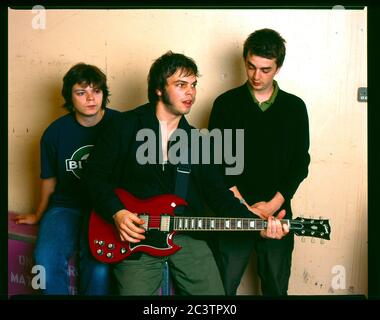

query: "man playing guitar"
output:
83 51 288 295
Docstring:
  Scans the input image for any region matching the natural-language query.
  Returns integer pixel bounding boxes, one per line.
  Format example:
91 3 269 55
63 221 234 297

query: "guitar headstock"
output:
291 217 331 240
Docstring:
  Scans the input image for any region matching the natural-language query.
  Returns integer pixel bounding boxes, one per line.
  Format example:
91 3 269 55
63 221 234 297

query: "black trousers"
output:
212 231 294 296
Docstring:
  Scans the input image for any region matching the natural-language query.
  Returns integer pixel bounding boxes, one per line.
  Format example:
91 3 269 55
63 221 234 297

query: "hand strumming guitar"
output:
113 209 146 243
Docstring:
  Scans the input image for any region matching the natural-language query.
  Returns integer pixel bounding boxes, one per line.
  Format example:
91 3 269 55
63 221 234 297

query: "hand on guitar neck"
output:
113 209 146 243
258 209 289 240
230 186 288 240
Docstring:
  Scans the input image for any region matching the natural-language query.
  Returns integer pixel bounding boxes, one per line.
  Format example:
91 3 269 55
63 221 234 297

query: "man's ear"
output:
156 89 162 97
275 67 281 75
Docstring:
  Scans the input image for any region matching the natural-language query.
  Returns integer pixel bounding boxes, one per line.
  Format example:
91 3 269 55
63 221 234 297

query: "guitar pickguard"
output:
129 229 173 251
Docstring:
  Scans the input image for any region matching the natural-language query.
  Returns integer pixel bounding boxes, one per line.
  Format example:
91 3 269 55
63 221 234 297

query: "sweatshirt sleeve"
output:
208 95 239 189
278 99 310 200
196 162 253 219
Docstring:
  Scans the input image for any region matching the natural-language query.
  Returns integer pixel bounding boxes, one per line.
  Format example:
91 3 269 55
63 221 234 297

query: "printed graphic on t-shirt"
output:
65 145 94 179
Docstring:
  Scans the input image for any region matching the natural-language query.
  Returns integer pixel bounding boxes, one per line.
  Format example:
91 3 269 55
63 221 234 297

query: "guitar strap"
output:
173 138 191 214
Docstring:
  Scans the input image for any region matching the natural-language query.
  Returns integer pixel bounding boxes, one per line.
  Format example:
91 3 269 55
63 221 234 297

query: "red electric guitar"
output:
89 188 331 263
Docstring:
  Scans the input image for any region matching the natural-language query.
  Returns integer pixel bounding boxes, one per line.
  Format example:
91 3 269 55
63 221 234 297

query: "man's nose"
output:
186 85 195 96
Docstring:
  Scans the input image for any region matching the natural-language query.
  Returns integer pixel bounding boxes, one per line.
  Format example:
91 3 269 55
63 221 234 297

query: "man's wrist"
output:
113 209 125 220
270 192 285 211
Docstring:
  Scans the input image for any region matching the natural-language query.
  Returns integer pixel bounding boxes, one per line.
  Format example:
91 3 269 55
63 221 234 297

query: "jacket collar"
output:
136 102 193 134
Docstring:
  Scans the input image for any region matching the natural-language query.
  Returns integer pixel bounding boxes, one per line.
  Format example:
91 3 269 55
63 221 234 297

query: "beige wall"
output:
8 8 367 295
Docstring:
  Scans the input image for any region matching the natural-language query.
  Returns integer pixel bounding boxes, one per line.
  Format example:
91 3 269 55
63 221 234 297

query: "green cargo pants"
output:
113 234 225 295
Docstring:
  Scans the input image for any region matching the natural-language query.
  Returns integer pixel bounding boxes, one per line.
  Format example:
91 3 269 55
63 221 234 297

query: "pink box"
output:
8 212 78 296
8 238 38 296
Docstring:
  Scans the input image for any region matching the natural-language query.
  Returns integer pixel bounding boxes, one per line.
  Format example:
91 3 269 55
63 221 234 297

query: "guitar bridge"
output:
160 215 171 232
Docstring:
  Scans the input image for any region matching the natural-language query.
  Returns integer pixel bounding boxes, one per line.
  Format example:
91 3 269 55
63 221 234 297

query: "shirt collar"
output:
247 80 279 112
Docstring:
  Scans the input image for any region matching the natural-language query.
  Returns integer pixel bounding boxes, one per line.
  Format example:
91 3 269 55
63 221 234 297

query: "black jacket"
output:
83 103 252 224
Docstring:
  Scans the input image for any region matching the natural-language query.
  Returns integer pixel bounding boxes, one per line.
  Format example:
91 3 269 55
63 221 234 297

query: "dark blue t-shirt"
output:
40 108 120 209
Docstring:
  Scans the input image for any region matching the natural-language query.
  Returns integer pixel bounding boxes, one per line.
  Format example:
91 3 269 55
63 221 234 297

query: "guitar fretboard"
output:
173 217 278 231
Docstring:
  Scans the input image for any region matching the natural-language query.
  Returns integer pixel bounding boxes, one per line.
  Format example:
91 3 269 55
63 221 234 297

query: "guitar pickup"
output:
138 214 149 231
160 215 171 232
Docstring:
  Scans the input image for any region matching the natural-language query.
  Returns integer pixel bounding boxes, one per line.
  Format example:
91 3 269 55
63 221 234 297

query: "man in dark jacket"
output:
83 51 288 295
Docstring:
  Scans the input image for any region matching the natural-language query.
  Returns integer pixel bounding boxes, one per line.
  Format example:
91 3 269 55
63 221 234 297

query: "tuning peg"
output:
319 216 323 220
320 239 325 245
311 237 315 243
301 236 306 243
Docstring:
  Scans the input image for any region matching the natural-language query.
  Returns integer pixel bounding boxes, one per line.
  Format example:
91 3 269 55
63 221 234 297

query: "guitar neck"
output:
172 216 292 231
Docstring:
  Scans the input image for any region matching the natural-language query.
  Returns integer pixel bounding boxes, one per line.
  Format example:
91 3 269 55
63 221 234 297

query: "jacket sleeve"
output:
82 113 133 223
278 99 310 200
